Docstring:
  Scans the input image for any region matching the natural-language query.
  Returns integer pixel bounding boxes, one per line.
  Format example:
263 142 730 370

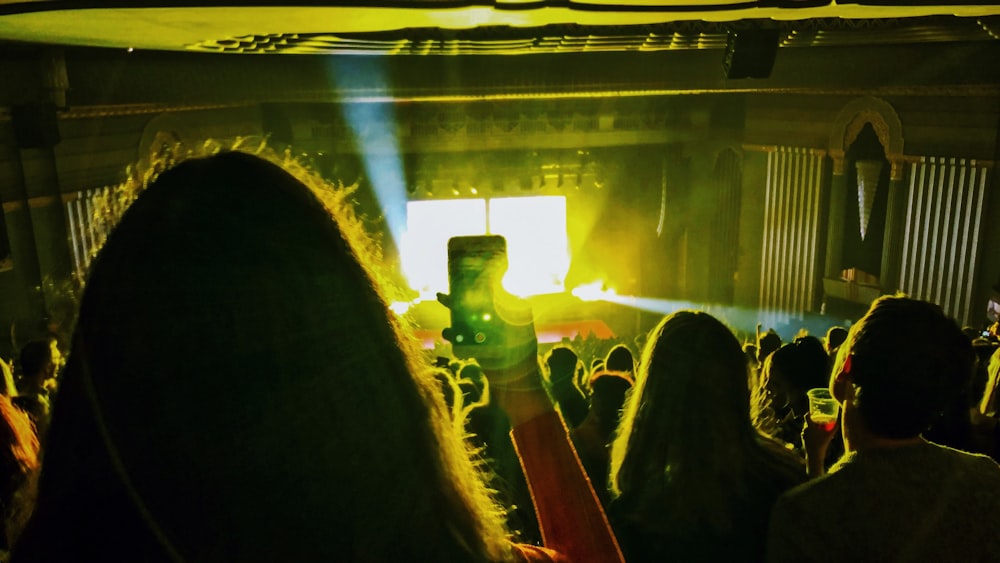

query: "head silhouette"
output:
20 150 508 562
836 295 974 439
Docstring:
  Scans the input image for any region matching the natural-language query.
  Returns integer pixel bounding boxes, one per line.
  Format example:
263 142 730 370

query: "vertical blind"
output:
759 147 825 328
64 187 111 282
899 157 989 325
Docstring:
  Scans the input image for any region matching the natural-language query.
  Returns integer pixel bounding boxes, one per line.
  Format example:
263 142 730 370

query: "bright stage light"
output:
400 199 487 299
489 196 569 297
400 195 569 298
572 281 617 302
389 300 414 315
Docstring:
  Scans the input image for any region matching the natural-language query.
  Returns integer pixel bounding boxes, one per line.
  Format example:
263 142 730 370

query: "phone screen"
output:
447 235 507 345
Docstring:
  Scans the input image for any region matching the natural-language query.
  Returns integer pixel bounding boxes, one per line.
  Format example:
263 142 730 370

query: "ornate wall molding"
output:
829 96 904 176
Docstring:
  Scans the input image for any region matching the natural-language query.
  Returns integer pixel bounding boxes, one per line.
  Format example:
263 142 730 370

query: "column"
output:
879 159 908 293
823 154 847 279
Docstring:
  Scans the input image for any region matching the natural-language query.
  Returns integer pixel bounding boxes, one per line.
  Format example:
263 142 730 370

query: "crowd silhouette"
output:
0 144 997 562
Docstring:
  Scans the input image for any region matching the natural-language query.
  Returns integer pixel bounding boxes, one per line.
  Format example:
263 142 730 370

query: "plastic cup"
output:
806 388 840 431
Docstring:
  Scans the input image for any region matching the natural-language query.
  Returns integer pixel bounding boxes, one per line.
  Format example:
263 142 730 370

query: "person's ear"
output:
831 354 853 403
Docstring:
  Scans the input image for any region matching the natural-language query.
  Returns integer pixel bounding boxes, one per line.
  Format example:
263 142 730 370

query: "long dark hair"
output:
15 147 510 562
610 311 801 533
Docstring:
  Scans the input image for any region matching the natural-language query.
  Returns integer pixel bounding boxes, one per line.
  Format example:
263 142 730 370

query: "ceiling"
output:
0 1 999 54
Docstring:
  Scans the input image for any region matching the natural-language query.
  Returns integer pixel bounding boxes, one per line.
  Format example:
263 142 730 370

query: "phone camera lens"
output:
475 332 487 344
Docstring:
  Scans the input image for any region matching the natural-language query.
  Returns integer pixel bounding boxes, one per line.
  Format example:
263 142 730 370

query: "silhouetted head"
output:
20 150 508 562
545 345 580 381
824 326 848 355
604 344 635 374
762 337 830 413
587 371 632 436
835 295 974 440
757 329 782 364
18 339 60 391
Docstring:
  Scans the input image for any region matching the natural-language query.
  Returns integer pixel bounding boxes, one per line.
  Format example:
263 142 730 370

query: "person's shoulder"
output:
925 441 1000 470
934 442 1000 485
772 457 855 509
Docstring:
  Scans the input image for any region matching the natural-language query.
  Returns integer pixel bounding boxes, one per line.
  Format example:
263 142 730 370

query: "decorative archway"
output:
823 97 909 309
828 96 904 180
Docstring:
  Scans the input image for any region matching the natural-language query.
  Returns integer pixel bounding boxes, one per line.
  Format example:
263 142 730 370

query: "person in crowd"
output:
11 339 61 440
13 148 622 562
961 325 982 341
754 337 831 450
570 370 632 506
0 395 38 557
972 345 1000 461
756 328 782 366
603 344 635 377
608 311 804 563
543 346 588 428
823 326 847 358
971 337 999 404
767 295 1000 562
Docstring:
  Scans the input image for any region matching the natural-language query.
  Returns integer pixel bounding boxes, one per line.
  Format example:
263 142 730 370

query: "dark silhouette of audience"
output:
754 337 831 450
973 345 1000 461
543 346 588 428
767 295 1000 562
608 311 804 563
603 344 635 376
823 326 847 357
6 146 999 563
12 149 622 562
11 340 61 441
756 328 782 365
570 369 632 505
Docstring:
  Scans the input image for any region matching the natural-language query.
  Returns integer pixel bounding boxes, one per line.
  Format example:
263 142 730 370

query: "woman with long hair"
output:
608 311 804 562
13 144 621 562
753 337 831 449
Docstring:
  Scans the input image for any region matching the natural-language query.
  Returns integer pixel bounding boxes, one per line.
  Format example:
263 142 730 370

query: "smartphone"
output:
446 235 508 346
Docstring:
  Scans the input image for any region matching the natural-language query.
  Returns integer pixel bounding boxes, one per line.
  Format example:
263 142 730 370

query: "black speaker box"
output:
12 103 60 149
723 29 780 79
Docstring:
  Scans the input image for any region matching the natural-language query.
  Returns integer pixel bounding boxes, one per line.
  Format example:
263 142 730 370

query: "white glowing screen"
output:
488 196 569 296
401 196 568 298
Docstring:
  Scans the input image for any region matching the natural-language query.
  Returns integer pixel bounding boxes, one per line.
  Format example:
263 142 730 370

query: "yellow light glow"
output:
389 301 413 315
489 196 569 297
400 199 486 298
400 195 570 298
572 281 617 302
